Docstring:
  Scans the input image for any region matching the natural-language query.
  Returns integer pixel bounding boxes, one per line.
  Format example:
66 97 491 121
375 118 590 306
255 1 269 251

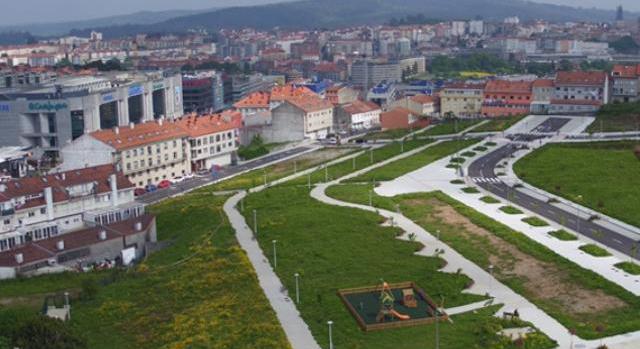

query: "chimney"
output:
56 240 65 251
14 253 23 264
109 173 118 207
98 230 107 241
134 222 142 231
114 126 120 135
44 187 54 221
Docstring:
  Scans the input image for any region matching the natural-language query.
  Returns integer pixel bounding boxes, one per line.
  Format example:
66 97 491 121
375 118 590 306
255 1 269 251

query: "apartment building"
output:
611 64 640 103
481 80 533 117
175 111 242 172
334 100 381 133
391 94 439 116
0 164 145 255
549 71 610 114
440 83 485 117
60 119 191 188
380 107 430 130
531 79 554 114
269 95 334 142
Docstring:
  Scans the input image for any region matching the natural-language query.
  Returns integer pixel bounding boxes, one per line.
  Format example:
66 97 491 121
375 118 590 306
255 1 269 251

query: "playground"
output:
338 281 446 331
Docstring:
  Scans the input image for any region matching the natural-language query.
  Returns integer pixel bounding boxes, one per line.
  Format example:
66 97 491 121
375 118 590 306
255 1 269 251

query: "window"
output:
28 211 35 217
3 219 9 225
173 140 177 147
40 208 46 214
127 163 131 171
126 151 131 159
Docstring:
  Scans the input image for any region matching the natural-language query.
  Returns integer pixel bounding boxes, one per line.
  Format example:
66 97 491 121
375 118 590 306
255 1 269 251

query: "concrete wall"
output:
269 103 306 143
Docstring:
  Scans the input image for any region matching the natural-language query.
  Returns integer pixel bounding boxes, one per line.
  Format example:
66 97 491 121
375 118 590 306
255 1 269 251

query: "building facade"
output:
334 100 381 133
549 71 610 115
611 64 640 103
481 80 533 117
440 83 485 117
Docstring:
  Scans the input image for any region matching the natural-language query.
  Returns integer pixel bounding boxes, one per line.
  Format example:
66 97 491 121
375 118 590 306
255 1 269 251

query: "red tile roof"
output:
90 121 188 151
410 94 436 104
612 64 640 78
175 110 242 138
532 79 554 88
0 214 155 267
0 164 133 206
270 85 315 101
233 91 271 109
444 82 485 90
285 94 334 113
341 100 380 115
485 80 533 94
555 71 607 86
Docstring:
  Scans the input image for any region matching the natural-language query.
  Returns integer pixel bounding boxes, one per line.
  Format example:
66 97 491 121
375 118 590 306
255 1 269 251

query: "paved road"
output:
469 117 640 260
136 146 313 204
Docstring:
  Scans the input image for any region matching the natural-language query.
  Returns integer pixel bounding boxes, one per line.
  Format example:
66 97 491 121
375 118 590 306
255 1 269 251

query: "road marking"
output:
613 239 623 245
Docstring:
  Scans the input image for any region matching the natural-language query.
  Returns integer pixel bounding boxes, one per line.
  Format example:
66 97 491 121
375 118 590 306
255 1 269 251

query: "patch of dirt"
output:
413 197 626 316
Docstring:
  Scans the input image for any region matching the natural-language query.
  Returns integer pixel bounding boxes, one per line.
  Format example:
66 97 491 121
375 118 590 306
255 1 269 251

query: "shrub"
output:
615 261 640 275
461 151 477 157
522 217 549 227
446 164 460 169
579 244 612 257
480 196 500 204
12 316 86 349
450 157 466 164
548 230 577 241
450 179 465 185
473 146 488 152
462 187 480 194
500 206 523 215
485 142 497 147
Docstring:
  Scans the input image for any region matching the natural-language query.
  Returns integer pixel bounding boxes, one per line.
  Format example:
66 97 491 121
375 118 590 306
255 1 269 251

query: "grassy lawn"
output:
579 244 612 257
500 206 523 215
422 119 482 136
360 127 425 140
243 185 555 349
450 179 465 185
514 141 640 227
548 230 577 241
284 139 435 186
586 102 640 133
473 146 488 152
472 115 526 133
345 139 479 183
461 151 476 157
521 217 549 227
207 147 358 191
615 262 640 275
0 193 290 349
480 196 501 204
325 184 640 339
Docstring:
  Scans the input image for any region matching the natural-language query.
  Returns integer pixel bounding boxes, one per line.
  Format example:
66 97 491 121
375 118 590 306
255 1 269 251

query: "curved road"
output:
468 117 640 260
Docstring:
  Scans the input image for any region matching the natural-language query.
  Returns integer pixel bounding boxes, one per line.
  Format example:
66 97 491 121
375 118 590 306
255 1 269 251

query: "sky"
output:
0 0 638 26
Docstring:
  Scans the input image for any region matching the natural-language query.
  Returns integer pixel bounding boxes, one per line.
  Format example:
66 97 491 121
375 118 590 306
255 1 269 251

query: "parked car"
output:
134 188 147 196
157 180 171 189
145 184 157 193
170 176 185 184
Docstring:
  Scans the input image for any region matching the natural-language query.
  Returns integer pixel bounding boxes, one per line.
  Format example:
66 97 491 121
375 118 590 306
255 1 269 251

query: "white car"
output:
170 176 185 184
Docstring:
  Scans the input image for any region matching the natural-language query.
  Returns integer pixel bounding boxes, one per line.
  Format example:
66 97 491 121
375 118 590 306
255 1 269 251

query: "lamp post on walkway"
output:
272 240 277 269
488 264 495 296
369 190 373 206
294 273 300 304
576 195 583 234
253 209 258 236
327 320 334 349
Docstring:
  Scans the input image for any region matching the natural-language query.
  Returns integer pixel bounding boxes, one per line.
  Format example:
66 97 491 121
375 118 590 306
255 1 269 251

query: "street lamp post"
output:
240 197 244 212
272 240 277 269
352 156 356 170
488 264 494 296
576 195 582 234
436 229 441 240
308 173 311 189
294 160 297 174
263 169 267 186
327 320 334 349
294 273 300 304
370 148 374 164
369 190 373 207
401 138 404 153
325 166 329 182
253 209 258 236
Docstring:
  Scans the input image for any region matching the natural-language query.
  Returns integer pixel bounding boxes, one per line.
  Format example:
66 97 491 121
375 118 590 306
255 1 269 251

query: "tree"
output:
557 59 573 72
12 316 86 349
610 36 640 54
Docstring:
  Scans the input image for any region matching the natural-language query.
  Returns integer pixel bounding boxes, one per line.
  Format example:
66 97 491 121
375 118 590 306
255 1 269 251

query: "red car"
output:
134 188 147 196
157 180 172 189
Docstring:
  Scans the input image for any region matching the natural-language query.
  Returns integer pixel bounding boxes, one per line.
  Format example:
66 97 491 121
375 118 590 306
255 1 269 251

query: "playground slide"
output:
390 309 411 321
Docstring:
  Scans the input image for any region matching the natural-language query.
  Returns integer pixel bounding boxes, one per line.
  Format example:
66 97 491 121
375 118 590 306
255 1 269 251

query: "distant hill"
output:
67 0 633 38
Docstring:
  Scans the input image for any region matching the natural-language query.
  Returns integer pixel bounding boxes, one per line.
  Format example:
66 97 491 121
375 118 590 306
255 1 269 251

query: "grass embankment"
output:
0 194 290 349
422 119 482 136
480 196 501 204
243 185 554 349
514 141 640 228
586 102 640 133
615 262 640 275
326 184 640 339
361 127 426 140
345 139 479 183
548 230 577 241
210 147 358 191
471 115 526 133
522 217 550 227
579 244 612 257
284 139 435 186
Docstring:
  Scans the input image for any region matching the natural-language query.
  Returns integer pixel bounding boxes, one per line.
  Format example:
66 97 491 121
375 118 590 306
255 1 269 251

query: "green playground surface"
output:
339 282 443 331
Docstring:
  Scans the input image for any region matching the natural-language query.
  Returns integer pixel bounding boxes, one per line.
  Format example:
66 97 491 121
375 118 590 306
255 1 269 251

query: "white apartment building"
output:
0 164 143 252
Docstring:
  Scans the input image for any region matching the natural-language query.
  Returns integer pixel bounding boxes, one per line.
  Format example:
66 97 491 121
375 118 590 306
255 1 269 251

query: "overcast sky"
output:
0 0 637 26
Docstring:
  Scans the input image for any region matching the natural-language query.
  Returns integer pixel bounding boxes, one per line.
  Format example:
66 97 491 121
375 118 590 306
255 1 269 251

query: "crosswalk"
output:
471 177 502 184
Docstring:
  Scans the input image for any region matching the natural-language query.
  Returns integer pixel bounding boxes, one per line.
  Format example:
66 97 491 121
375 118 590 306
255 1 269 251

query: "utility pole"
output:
294 273 300 304
253 209 258 236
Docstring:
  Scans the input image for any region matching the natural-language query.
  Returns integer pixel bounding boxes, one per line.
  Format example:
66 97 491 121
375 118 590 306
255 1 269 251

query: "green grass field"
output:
514 141 640 227
500 206 523 215
422 119 482 136
0 194 290 349
345 139 479 183
480 196 501 204
522 217 549 227
615 262 640 275
325 184 640 339
586 102 640 133
243 185 555 349
472 115 526 133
